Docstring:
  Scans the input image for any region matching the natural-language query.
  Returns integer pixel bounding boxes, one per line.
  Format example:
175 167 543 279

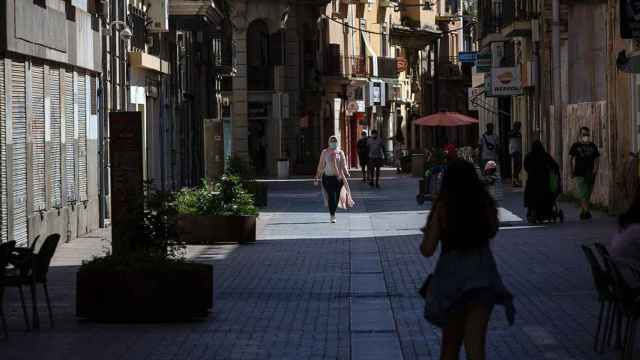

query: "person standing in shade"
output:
357 130 369 182
569 126 600 220
479 123 500 169
314 136 353 223
367 129 385 188
508 122 523 187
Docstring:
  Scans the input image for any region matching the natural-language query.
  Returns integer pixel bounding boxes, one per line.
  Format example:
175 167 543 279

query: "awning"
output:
361 28 378 77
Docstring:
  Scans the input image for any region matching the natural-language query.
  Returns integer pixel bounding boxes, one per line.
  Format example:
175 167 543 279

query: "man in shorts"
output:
569 126 600 220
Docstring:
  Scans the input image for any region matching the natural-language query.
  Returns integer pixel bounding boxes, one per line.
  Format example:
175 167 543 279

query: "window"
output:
247 20 274 90
34 0 46 8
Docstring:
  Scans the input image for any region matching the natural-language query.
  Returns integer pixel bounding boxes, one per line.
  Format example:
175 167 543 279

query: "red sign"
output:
353 112 365 121
396 57 408 73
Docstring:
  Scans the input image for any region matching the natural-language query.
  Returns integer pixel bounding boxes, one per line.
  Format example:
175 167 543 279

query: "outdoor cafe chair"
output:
593 242 626 349
7 234 60 329
1 240 18 339
602 255 640 360
581 245 618 353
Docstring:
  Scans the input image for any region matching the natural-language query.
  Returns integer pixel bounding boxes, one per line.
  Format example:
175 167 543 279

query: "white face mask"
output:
582 135 590 143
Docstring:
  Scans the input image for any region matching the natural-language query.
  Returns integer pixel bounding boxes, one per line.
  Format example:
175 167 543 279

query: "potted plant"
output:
226 155 268 207
76 185 214 322
175 175 259 245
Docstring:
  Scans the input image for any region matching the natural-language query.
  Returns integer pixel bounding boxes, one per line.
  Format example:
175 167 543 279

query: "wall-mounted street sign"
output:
459 52 478 64
491 67 523 96
621 0 640 39
475 51 491 73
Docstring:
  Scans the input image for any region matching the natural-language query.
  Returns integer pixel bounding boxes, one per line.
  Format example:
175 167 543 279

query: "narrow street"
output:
0 174 620 359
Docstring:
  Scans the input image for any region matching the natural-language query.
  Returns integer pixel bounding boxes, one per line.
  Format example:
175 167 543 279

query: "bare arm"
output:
420 204 441 257
315 150 326 181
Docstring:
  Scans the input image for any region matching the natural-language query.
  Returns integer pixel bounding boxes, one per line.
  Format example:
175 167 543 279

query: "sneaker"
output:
330 215 337 223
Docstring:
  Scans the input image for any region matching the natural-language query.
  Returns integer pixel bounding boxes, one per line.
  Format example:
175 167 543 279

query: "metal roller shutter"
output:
12 59 28 246
77 72 87 201
31 62 46 211
64 70 76 203
0 60 7 243
49 66 62 208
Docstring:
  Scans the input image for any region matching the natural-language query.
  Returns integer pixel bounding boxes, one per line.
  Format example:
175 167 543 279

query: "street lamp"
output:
107 20 133 42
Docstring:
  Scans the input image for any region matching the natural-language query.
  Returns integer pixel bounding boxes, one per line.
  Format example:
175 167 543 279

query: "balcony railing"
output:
502 0 536 28
377 57 398 79
351 56 369 78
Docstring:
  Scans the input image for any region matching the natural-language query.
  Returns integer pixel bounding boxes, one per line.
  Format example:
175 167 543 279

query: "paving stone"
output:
351 255 383 273
350 297 395 333
351 333 404 360
351 273 387 296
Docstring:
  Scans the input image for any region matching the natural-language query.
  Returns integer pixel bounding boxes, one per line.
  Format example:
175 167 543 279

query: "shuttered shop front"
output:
77 72 87 201
49 66 62 208
0 60 7 243
64 70 76 203
11 59 28 246
31 62 46 211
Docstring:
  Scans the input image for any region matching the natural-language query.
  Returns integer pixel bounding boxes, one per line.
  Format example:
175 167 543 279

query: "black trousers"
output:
322 174 343 216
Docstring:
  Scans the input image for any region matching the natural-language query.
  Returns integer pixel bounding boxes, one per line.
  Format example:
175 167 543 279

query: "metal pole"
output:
552 0 562 161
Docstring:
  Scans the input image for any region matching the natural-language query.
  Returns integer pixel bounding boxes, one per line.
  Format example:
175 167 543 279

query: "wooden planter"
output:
177 214 257 244
76 262 213 322
244 181 268 207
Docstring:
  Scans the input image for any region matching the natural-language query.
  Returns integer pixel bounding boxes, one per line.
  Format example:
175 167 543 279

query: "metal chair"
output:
581 245 618 353
7 234 60 329
593 243 625 349
0 241 16 339
602 255 640 360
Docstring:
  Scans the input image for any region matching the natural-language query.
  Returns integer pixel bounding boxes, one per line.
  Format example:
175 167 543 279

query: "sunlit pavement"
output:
0 174 624 359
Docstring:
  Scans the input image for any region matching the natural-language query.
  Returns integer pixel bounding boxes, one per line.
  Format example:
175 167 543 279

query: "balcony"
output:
376 57 398 79
170 0 225 26
350 57 370 78
501 0 534 38
214 38 237 77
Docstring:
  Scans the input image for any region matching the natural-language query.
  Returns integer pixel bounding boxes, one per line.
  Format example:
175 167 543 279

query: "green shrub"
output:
174 175 257 217
226 155 256 181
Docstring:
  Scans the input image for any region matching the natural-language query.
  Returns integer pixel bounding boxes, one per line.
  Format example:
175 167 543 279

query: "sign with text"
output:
468 87 483 111
621 0 640 38
491 67 523 96
475 50 491 73
458 51 478 64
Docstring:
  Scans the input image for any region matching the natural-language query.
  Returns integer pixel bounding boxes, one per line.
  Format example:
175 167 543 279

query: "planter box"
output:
177 214 257 244
76 262 213 322
244 181 268 207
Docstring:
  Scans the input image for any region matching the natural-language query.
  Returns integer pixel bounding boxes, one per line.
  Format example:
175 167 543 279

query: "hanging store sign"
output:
396 57 408 73
346 100 359 115
357 100 366 112
621 0 640 39
491 42 505 68
468 87 483 111
459 51 478 64
475 50 491 73
490 67 523 96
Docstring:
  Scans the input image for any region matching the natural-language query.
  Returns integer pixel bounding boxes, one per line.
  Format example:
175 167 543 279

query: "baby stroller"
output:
527 165 564 224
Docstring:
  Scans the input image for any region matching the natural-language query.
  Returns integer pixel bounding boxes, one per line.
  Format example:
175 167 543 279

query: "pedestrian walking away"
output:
314 136 354 223
508 121 523 187
357 130 369 182
569 126 600 220
524 141 562 224
367 129 385 188
419 159 515 360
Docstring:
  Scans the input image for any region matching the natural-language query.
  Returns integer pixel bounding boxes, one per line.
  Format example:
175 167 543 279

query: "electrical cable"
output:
324 15 476 37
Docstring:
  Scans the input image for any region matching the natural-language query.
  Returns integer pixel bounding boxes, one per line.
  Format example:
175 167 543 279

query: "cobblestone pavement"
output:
0 174 625 359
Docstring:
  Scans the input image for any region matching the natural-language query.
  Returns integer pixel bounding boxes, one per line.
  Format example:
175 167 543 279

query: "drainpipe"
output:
552 0 562 161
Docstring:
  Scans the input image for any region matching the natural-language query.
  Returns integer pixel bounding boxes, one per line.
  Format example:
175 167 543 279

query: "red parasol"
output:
414 112 479 127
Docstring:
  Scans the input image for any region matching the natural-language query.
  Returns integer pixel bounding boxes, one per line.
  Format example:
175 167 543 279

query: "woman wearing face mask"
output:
314 136 354 223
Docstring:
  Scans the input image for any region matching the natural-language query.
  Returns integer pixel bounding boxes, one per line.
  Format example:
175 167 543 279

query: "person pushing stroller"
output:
524 141 563 224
